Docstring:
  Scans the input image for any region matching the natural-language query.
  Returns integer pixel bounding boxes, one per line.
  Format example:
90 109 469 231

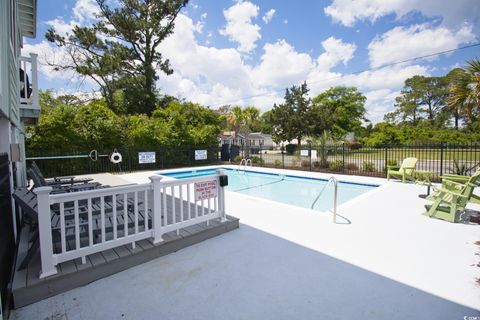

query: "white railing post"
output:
30 53 39 108
149 176 164 244
216 169 228 222
35 186 58 278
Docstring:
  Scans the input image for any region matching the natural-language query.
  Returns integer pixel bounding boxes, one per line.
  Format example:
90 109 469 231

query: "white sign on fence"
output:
195 149 208 160
138 152 156 164
300 149 309 156
194 180 218 201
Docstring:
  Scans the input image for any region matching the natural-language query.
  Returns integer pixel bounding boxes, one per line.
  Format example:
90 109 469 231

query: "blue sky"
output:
24 0 480 122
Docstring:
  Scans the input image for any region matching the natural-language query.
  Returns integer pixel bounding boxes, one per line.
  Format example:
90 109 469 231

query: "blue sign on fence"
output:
138 152 156 164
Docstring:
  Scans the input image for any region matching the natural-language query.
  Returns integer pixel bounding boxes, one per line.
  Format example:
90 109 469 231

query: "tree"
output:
258 110 274 134
152 101 222 146
73 100 123 148
445 68 466 129
387 76 448 125
447 58 480 130
46 0 188 115
226 106 246 139
310 86 367 138
27 94 82 150
271 82 311 146
243 106 261 132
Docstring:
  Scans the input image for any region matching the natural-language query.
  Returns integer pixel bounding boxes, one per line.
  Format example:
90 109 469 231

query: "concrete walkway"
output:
13 167 480 320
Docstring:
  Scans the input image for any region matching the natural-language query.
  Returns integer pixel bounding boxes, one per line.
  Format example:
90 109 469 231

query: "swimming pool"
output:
161 168 378 212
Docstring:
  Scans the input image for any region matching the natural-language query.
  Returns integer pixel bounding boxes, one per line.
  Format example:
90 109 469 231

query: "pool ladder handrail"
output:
310 176 338 223
237 158 252 172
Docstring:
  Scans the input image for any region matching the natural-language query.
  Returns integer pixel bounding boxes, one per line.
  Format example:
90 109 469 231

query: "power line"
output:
209 42 480 108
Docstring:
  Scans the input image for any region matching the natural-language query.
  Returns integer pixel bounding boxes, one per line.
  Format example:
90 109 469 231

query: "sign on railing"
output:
194 180 218 201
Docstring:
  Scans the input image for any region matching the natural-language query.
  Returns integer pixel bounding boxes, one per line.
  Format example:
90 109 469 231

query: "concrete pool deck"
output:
12 166 480 319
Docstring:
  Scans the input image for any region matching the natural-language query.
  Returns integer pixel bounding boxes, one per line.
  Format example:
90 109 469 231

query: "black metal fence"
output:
27 146 222 178
240 142 480 181
26 143 480 181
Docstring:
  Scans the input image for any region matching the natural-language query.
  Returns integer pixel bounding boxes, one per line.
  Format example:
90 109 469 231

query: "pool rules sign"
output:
194 180 218 201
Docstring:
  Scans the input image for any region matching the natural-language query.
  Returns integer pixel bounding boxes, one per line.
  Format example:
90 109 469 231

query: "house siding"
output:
0 0 36 314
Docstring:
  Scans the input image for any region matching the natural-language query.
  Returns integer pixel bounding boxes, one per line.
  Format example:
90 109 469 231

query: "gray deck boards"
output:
12 212 239 308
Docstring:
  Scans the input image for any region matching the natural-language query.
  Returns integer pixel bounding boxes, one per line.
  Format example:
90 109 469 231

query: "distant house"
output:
0 0 39 313
219 131 275 149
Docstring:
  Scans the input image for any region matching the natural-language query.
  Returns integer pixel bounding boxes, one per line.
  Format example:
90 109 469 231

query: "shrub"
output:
363 161 376 172
291 158 299 167
251 156 264 165
348 141 362 150
285 144 297 155
387 159 398 167
313 161 324 168
345 162 358 171
233 155 242 162
328 160 344 171
301 160 310 168
274 160 282 167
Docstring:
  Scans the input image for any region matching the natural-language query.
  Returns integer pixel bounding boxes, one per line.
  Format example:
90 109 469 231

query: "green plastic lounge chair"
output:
387 157 418 183
437 169 480 204
423 171 480 223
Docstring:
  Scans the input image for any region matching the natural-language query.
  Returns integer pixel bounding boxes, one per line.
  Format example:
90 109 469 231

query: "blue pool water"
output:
161 168 378 212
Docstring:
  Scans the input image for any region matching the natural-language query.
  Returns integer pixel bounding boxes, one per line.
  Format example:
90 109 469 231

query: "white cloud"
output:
324 0 480 28
262 9 276 24
44 0 99 37
219 1 261 53
317 37 356 71
252 40 314 88
367 23 476 67
22 41 76 81
72 0 99 23
45 18 77 36
157 14 258 107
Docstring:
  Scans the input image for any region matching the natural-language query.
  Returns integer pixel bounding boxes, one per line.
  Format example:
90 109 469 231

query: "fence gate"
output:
0 153 14 312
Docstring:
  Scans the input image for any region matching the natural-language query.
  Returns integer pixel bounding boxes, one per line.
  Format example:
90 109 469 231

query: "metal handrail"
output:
310 176 338 223
237 158 252 172
238 158 246 171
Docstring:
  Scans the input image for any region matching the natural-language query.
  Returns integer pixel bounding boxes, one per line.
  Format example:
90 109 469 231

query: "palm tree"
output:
447 58 480 129
243 106 260 132
226 106 246 144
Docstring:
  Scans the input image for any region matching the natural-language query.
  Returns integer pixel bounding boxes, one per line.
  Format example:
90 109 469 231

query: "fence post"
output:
282 145 285 169
309 142 312 171
384 144 388 176
342 142 345 172
35 186 57 278
440 142 444 176
149 176 164 244
259 145 262 165
216 169 228 222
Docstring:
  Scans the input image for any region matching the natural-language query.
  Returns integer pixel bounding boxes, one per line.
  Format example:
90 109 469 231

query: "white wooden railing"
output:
19 53 40 110
35 169 227 278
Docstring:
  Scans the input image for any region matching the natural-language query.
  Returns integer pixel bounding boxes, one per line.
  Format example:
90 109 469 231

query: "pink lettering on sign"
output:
194 180 218 201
